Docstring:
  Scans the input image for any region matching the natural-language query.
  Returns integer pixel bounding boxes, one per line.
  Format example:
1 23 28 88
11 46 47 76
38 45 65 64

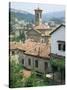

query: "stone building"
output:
26 7 52 44
10 40 51 74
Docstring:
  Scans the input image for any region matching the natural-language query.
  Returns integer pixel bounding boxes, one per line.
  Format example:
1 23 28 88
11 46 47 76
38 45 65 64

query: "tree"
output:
20 31 25 42
50 57 65 84
24 71 37 87
57 59 65 84
9 60 23 88
50 58 58 80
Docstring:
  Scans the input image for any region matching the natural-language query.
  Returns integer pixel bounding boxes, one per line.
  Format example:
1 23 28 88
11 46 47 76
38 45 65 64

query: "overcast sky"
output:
10 2 65 14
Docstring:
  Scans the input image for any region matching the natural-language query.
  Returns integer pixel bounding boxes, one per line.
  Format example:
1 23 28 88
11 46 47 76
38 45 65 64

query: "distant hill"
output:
43 11 65 23
10 8 65 24
10 8 35 24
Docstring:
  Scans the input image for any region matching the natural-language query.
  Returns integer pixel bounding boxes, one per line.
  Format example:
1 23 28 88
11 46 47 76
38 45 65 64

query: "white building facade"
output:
50 24 65 57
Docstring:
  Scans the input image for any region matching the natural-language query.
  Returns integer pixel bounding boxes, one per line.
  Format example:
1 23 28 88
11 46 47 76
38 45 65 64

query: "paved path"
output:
23 69 31 78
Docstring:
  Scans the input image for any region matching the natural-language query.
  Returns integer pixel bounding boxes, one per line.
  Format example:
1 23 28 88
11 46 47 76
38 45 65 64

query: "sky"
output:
10 2 65 14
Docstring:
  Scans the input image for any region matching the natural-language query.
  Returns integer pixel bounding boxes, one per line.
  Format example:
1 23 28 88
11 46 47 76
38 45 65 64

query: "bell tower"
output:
34 7 42 26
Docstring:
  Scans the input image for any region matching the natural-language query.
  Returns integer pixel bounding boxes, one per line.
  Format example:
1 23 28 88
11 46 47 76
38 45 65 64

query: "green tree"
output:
24 71 37 87
50 58 58 80
20 31 25 42
24 71 49 87
50 57 65 84
9 60 23 88
57 59 65 84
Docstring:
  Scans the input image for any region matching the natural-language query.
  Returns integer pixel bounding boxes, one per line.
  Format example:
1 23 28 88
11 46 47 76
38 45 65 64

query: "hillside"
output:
43 11 65 23
10 8 35 24
10 8 65 25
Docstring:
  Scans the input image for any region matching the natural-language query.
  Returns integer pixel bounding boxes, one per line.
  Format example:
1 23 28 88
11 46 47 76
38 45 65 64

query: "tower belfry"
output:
34 7 42 26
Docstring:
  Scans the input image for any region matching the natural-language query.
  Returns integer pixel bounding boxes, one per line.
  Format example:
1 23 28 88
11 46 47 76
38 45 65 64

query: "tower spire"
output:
34 6 43 26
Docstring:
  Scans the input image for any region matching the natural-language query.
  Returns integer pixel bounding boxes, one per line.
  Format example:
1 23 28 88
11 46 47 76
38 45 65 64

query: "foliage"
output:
10 9 34 23
19 31 25 42
10 55 65 88
9 58 50 87
24 71 50 87
9 60 23 88
50 57 65 70
50 57 65 84
24 71 37 87
11 31 25 42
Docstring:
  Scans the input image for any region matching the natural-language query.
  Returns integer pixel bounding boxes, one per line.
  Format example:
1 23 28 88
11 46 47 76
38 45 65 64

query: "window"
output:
12 51 15 55
63 44 65 51
58 44 61 50
35 60 38 68
44 62 48 70
22 59 24 64
58 41 65 51
28 58 31 65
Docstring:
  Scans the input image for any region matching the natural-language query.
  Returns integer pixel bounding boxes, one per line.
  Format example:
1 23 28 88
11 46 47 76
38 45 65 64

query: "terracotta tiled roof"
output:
10 42 24 50
10 42 17 50
10 40 50 59
25 43 50 59
10 41 36 51
34 24 50 30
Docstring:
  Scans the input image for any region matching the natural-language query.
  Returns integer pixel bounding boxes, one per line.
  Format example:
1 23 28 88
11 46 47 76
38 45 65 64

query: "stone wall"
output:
18 51 51 74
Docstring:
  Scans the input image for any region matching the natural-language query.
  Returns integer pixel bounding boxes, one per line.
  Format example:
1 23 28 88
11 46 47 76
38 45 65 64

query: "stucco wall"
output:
51 26 65 56
19 52 51 74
